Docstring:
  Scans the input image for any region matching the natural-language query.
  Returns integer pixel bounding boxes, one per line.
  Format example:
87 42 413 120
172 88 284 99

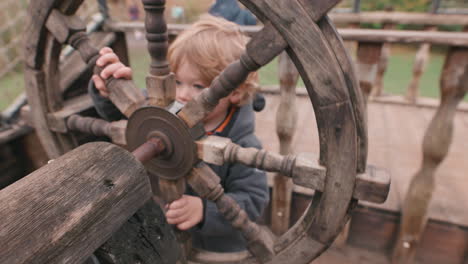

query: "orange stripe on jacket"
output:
206 106 237 135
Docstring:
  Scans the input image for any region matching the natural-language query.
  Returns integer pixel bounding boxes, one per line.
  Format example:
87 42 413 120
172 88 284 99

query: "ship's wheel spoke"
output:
45 9 146 118
197 135 390 204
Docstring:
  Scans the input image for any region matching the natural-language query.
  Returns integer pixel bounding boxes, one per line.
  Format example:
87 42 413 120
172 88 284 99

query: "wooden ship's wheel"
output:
24 0 389 263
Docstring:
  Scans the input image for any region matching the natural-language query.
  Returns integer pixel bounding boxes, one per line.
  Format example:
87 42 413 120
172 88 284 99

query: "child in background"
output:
89 15 269 253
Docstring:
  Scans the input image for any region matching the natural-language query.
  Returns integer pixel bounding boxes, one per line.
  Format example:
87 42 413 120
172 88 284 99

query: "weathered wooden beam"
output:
0 142 151 264
196 135 390 204
392 45 468 264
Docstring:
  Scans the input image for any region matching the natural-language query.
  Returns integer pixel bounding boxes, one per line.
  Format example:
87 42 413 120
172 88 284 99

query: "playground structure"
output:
0 0 467 263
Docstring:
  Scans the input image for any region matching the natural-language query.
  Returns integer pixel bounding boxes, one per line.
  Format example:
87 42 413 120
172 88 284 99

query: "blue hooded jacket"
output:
209 0 257 26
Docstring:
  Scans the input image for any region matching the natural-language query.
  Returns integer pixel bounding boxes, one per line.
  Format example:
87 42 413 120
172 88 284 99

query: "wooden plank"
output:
0 142 151 264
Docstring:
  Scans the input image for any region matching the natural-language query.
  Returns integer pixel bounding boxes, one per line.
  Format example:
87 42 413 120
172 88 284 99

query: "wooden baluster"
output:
45 10 145 118
392 36 468 263
406 26 437 104
356 42 383 102
372 23 395 98
142 0 176 107
271 52 299 235
187 163 275 263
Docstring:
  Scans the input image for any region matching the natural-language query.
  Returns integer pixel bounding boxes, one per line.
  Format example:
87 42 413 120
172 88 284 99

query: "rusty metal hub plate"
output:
126 106 197 180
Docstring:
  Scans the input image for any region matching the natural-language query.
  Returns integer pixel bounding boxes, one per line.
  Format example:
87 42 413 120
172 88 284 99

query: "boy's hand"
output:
92 47 133 98
165 195 204 230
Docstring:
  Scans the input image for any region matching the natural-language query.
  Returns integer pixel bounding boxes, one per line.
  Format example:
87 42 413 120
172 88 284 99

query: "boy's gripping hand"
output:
92 47 133 98
166 195 204 230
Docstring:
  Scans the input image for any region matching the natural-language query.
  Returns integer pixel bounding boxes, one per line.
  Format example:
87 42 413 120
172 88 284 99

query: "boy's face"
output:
175 61 235 130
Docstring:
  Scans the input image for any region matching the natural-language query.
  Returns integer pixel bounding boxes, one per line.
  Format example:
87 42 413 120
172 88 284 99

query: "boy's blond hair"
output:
168 14 258 105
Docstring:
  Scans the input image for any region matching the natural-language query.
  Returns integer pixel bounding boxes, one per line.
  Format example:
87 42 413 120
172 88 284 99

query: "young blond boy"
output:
89 15 268 252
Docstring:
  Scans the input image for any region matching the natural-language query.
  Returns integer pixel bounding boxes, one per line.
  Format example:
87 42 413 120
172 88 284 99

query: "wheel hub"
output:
126 106 197 180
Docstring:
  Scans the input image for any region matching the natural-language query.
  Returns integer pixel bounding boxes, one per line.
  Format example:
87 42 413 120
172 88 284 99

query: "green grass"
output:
0 71 24 111
2 45 466 112
383 50 445 98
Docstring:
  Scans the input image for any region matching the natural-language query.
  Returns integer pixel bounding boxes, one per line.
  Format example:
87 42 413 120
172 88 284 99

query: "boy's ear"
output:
229 90 242 105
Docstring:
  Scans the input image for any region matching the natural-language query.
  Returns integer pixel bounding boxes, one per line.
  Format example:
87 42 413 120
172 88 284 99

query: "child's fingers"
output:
169 197 188 210
92 75 109 97
96 53 120 67
113 67 133 79
177 219 196 230
99 47 113 55
166 211 189 225
100 62 125 79
165 207 186 219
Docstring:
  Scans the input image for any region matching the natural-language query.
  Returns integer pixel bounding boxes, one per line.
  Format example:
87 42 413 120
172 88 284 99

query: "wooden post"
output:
392 43 468 264
0 142 151 264
356 42 383 102
271 52 299 235
406 26 437 103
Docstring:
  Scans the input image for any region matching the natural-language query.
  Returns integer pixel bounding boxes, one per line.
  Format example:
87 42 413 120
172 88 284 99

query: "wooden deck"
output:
255 92 468 228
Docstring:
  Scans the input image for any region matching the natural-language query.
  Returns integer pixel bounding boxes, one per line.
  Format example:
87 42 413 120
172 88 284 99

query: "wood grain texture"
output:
0 142 151 264
317 16 368 174
393 46 468 264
